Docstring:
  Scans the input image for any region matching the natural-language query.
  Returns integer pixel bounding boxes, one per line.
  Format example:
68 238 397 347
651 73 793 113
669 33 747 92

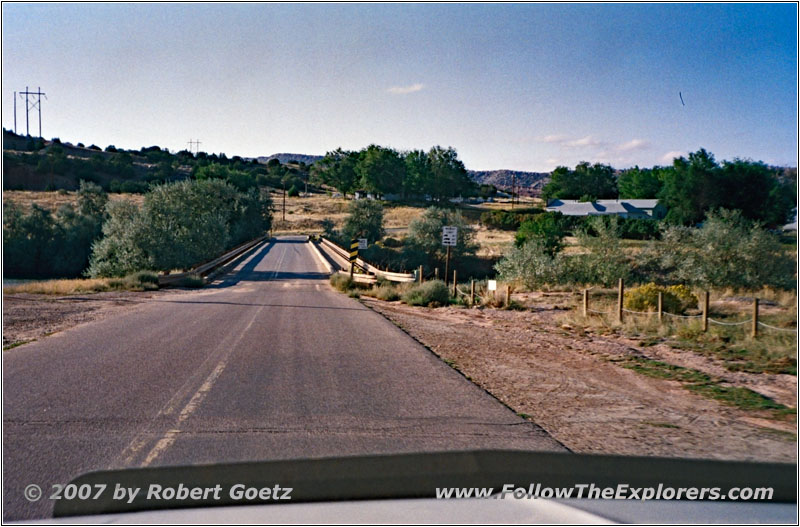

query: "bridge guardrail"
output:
314 236 416 284
159 235 269 286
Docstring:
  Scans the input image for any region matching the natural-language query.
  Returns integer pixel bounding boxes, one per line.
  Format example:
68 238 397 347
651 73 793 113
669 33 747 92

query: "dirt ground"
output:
2 289 191 348
3 190 143 211
362 297 797 463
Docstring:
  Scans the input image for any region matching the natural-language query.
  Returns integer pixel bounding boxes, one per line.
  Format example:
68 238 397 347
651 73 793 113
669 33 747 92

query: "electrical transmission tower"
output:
187 139 201 154
19 86 46 137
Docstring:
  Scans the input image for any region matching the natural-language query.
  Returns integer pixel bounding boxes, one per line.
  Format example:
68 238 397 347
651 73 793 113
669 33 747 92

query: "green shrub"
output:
480 207 544 230
330 273 354 292
495 239 560 289
515 212 567 255
287 185 300 197
375 284 400 301
402 280 450 307
625 283 698 314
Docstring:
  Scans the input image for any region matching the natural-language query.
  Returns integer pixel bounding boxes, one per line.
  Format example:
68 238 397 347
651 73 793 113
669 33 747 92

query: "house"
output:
545 199 666 219
783 209 797 231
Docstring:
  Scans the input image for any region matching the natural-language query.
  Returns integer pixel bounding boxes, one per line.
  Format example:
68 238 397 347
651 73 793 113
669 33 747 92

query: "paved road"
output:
3 236 564 520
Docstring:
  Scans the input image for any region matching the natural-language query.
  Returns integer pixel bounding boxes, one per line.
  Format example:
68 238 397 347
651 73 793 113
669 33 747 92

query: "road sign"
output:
487 280 497 291
442 226 458 247
358 238 368 250
349 239 359 263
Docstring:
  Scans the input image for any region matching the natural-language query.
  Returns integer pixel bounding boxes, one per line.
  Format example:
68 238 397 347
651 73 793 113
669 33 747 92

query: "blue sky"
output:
2 3 797 171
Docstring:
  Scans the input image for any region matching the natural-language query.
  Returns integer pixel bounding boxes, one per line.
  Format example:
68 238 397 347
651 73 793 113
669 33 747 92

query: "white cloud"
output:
387 83 424 95
541 134 568 143
617 139 651 152
565 135 604 148
661 150 685 163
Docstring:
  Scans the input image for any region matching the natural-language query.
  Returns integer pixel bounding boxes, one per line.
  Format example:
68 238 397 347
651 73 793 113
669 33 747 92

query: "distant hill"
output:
256 153 324 165
468 169 550 196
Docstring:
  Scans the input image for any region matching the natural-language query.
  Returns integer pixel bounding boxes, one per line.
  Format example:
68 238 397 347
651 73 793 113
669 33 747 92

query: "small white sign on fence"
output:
487 280 497 291
442 226 458 247
358 238 368 250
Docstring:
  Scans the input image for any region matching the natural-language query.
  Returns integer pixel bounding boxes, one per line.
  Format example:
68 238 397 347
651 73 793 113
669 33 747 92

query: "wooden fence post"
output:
752 298 759 338
657 291 663 323
617 278 624 323
582 289 588 317
434 267 439 281
418 265 423 284
505 285 511 307
470 280 476 306
452 270 457 297
702 291 709 332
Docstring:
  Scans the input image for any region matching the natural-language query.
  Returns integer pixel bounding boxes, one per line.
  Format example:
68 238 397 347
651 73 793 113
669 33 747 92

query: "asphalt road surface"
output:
3 236 564 520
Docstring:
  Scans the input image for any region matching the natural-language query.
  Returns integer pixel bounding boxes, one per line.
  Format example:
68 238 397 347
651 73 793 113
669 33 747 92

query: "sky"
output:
2 3 797 171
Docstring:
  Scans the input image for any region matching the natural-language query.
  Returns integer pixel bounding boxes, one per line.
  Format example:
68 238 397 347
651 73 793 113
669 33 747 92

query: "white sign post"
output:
442 226 458 285
358 238 368 250
442 226 458 247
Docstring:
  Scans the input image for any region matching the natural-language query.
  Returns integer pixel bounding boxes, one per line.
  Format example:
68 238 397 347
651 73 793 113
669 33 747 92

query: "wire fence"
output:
580 281 797 336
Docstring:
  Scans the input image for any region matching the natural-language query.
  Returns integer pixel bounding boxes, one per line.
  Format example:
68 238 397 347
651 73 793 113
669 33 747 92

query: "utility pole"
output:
20 86 46 137
13 91 17 134
24 87 29 136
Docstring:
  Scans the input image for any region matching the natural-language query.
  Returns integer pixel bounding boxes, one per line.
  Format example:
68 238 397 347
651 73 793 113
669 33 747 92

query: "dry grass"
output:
4 279 118 295
3 190 144 211
473 226 515 257
3 273 160 295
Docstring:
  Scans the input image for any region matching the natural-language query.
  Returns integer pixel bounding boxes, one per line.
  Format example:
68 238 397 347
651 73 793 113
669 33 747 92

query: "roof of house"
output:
545 199 660 216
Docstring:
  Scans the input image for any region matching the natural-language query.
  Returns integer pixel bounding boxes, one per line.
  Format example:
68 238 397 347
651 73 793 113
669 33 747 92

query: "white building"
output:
545 199 665 219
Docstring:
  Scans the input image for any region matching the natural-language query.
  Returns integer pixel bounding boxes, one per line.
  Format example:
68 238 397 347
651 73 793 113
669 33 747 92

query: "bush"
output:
375 284 400 301
287 185 300 197
330 273 354 292
129 270 159 285
575 216 631 286
401 280 450 307
515 212 567 255
480 207 544 230
625 283 697 314
495 239 561 289
642 209 796 290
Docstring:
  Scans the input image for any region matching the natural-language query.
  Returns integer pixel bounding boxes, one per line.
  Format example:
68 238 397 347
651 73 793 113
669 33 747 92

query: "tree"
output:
313 148 359 197
403 149 431 196
356 145 405 195
342 199 384 243
427 146 475 200
541 162 617 201
718 159 795 226
405 207 477 262
514 212 567 255
659 148 721 225
617 166 664 199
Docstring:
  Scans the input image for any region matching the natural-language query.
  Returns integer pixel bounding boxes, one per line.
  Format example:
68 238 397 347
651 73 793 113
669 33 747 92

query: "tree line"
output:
541 148 796 227
3 179 273 279
311 145 477 200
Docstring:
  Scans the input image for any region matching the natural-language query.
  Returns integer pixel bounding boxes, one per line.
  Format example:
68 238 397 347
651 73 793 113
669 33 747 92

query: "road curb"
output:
308 239 335 274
